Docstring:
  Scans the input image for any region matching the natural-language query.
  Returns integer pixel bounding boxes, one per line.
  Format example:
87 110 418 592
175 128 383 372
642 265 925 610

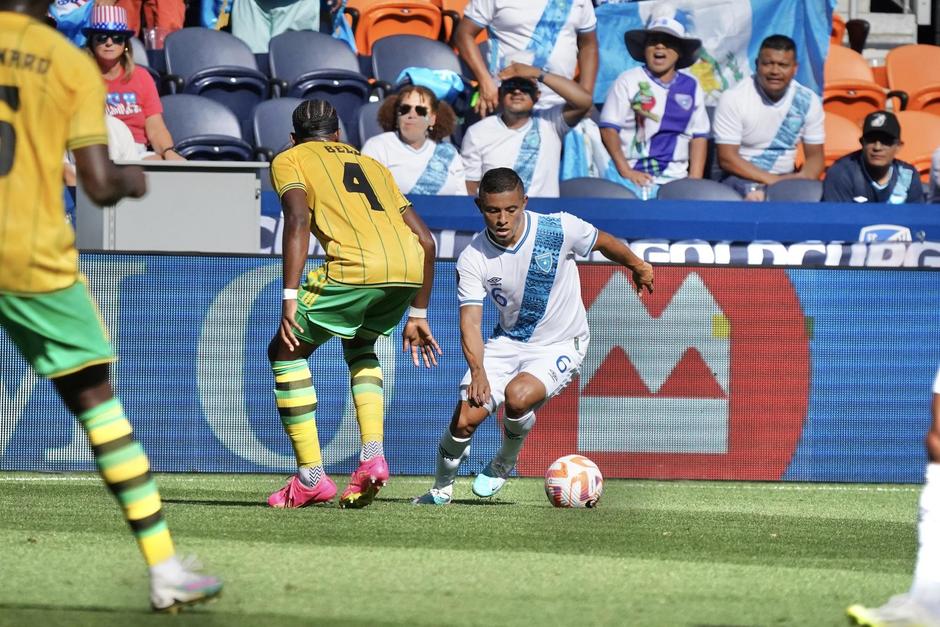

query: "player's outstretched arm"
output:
72 144 146 206
459 304 490 408
593 230 654 295
279 188 311 351
401 206 442 368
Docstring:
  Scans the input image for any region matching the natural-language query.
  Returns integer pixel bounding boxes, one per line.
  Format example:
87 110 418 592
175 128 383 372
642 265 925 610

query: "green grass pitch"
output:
0 473 921 626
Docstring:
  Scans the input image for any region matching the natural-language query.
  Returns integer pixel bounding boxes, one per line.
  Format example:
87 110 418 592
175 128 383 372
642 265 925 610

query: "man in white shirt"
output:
455 0 598 115
460 62 592 198
413 167 653 506
713 34 825 200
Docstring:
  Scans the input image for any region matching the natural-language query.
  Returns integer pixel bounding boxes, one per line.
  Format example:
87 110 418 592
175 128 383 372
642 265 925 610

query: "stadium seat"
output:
831 13 846 46
163 28 271 138
357 101 384 147
130 37 163 91
823 46 894 123
886 44 940 115
896 110 940 182
268 30 372 147
657 178 743 201
823 112 862 168
371 34 472 114
252 98 348 161
344 0 444 56
161 94 254 161
559 177 638 200
765 179 823 202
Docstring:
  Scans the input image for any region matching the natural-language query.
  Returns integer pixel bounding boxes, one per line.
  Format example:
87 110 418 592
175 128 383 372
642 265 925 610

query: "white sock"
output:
433 429 470 490
911 463 940 612
494 411 535 469
298 464 324 488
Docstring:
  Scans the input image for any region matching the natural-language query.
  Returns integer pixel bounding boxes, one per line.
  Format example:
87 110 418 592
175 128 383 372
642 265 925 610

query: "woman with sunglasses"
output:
83 5 183 161
361 85 466 196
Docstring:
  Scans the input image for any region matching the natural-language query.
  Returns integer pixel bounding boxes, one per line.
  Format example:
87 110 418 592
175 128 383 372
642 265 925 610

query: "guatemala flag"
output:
594 0 837 105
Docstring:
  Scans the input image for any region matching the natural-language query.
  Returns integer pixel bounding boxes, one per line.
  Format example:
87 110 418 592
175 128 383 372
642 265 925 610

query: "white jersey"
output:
461 106 570 197
456 210 598 346
599 66 710 185
464 0 596 109
712 76 825 175
360 132 467 196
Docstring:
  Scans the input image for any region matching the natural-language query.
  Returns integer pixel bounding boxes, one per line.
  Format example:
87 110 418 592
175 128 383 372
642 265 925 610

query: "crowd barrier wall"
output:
2 253 938 483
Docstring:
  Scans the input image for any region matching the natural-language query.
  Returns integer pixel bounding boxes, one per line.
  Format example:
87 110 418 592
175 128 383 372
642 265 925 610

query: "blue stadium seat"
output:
357 101 384 148
268 30 372 147
371 35 472 112
161 94 254 161
163 28 271 138
766 179 824 202
130 37 163 92
560 177 639 200
252 98 348 161
657 178 744 201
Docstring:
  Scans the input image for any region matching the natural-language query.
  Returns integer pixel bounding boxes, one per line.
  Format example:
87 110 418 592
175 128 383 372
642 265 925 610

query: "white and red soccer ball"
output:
544 454 603 508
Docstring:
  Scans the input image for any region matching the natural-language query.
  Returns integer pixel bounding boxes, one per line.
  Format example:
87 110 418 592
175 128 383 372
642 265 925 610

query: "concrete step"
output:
832 9 918 61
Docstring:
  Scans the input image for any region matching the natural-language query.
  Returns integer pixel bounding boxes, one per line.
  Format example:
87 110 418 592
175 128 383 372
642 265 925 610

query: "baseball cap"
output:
862 111 901 142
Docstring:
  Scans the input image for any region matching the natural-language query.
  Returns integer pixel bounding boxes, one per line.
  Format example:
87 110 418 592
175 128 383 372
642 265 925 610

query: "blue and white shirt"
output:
822 150 924 204
713 76 825 175
456 210 598 345
464 0 596 109
361 132 467 195
599 66 710 185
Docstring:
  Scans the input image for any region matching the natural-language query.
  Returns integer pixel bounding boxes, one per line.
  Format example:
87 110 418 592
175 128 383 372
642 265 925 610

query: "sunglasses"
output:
499 78 537 98
862 134 899 146
397 104 429 117
92 33 127 45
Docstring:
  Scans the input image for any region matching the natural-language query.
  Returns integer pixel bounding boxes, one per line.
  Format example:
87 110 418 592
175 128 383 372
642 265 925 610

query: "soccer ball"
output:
544 454 603 508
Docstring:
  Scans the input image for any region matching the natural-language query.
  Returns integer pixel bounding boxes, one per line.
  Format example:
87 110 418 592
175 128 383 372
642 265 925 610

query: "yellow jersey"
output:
271 140 425 287
0 13 107 294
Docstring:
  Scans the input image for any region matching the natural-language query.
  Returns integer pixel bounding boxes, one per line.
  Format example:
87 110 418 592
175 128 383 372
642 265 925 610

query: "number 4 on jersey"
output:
342 162 383 211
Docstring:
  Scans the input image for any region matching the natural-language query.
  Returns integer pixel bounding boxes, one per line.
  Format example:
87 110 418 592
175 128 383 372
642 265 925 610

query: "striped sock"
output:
78 397 175 567
272 359 324 485
343 343 384 462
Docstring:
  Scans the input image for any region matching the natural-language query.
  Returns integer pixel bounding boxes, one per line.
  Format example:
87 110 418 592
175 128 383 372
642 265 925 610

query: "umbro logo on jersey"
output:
487 277 502 285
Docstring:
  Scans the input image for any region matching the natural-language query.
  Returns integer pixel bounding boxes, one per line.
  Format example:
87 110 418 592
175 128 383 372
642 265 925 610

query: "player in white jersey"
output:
413 167 653 505
847 366 940 626
455 0 598 114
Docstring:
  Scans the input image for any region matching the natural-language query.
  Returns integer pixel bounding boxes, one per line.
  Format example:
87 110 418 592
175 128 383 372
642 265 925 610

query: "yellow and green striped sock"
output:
343 344 384 461
78 397 175 566
272 359 322 470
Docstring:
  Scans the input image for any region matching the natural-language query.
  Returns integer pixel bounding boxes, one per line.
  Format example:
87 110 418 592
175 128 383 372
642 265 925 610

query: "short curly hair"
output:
376 85 457 142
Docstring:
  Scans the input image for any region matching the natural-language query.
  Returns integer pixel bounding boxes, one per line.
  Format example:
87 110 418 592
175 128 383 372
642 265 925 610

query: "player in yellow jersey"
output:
0 0 221 612
266 99 441 509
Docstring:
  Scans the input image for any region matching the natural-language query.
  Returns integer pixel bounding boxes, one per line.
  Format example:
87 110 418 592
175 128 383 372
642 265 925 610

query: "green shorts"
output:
0 280 115 378
294 268 419 345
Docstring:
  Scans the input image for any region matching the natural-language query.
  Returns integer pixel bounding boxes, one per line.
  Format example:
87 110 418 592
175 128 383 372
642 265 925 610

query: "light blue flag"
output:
49 0 94 47
332 0 358 54
593 0 836 104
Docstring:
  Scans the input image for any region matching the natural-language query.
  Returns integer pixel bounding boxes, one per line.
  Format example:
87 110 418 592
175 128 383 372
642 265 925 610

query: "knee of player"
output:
503 381 541 418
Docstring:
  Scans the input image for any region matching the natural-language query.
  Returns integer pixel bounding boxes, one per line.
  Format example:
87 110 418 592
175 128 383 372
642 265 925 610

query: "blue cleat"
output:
472 459 513 498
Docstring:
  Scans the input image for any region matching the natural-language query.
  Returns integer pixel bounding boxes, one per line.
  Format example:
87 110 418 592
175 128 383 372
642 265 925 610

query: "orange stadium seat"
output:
885 44 940 115
344 0 443 55
895 110 940 182
823 45 890 123
831 13 846 46
795 113 860 174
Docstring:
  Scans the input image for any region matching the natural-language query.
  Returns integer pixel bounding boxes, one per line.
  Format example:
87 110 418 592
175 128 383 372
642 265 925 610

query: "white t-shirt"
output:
456 210 598 346
599 66 710 184
464 0 596 109
712 77 825 175
361 132 467 195
461 106 570 197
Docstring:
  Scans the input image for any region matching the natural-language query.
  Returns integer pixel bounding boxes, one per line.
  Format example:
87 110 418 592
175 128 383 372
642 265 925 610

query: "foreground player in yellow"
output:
0 0 221 612
267 99 441 509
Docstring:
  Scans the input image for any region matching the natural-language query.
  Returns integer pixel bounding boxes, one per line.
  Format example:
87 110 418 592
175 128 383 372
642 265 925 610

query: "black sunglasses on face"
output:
397 104 429 117
862 134 899 147
93 33 126 45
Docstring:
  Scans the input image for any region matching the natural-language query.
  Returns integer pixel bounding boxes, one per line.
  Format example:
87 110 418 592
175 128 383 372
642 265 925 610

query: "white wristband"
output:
283 288 298 300
408 306 427 319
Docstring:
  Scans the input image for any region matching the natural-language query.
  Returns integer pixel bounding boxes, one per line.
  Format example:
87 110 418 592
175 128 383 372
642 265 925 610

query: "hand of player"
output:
279 299 304 351
475 75 499 117
466 369 491 408
402 318 442 368
631 260 654 295
617 165 654 188
122 165 147 198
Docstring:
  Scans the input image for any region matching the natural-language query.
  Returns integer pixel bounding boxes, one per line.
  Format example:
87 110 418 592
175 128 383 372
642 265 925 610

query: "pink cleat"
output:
339 456 390 509
267 474 337 508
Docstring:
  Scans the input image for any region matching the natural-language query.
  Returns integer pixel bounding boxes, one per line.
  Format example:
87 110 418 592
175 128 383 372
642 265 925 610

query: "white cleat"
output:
412 487 453 506
847 594 940 627
150 555 223 613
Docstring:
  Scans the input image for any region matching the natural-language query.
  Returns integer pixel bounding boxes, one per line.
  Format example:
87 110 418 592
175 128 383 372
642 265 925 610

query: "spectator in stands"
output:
713 35 824 201
460 63 592 197
85 5 183 160
112 0 184 47
931 146 940 204
455 0 598 116
232 0 320 54
361 86 467 196
598 16 708 199
65 116 140 186
823 111 924 204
